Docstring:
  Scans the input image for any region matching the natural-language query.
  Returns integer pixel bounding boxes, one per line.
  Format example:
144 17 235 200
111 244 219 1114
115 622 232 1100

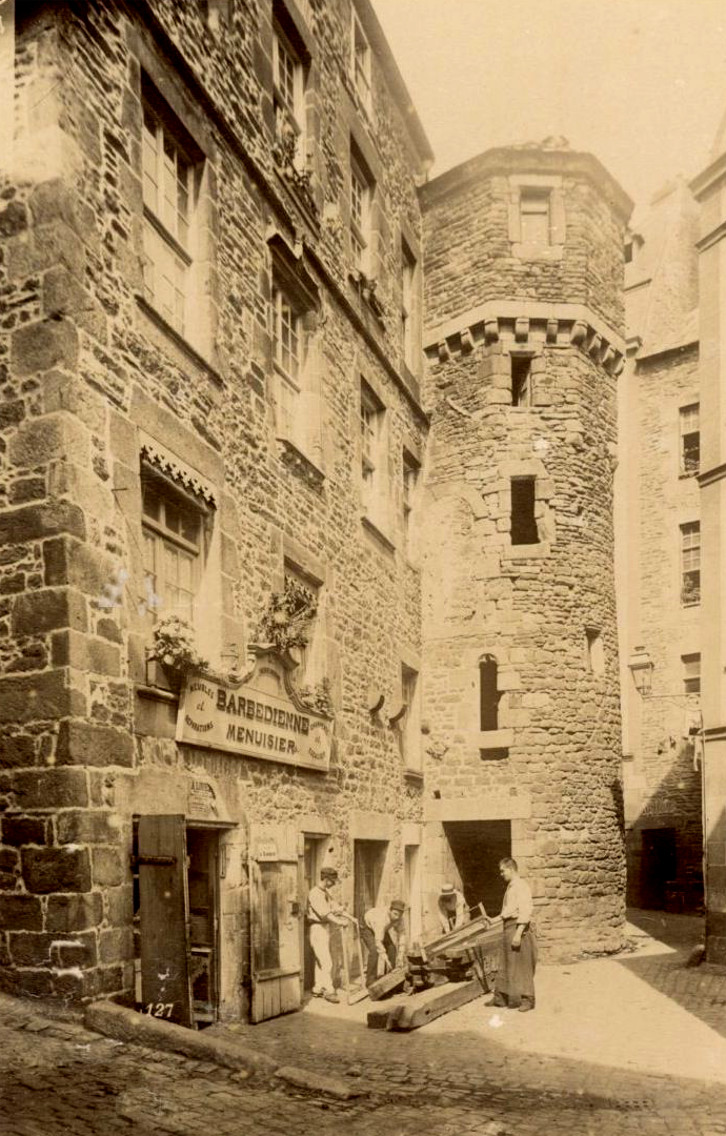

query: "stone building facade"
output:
0 2 633 1016
616 180 704 912
419 143 632 959
0 0 433 1021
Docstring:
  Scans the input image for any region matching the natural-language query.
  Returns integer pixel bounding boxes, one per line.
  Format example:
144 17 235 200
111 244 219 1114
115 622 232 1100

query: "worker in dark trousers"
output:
360 899 406 987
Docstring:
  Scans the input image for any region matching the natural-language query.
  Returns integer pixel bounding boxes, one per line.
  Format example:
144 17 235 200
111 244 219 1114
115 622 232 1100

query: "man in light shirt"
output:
437 882 468 934
306 867 349 1003
488 857 537 1012
360 899 406 987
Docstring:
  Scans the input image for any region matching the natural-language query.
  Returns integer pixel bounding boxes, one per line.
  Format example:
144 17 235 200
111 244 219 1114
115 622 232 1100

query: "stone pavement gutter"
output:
83 1001 366 1100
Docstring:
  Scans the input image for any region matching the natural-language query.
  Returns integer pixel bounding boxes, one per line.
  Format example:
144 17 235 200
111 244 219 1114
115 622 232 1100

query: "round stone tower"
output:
419 140 633 960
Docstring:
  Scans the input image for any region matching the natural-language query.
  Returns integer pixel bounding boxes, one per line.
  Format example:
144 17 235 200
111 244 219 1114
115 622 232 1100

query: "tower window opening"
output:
479 655 500 732
586 627 605 676
511 477 538 545
511 356 532 406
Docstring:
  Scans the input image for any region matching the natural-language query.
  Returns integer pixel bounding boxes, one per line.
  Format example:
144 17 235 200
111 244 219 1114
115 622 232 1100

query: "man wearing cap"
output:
437 883 468 934
360 899 406 987
306 867 348 1003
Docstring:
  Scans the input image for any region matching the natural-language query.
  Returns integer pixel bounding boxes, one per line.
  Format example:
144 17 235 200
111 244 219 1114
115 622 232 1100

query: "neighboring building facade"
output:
617 180 704 913
692 135 726 964
0 4 634 1017
0 0 432 1021
419 142 632 960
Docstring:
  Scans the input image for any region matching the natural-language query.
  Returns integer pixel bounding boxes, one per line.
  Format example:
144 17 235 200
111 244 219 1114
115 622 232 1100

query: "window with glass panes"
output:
273 27 305 165
142 94 196 335
520 189 550 246
679 403 700 475
400 663 421 771
272 286 301 438
682 653 701 695
142 479 202 620
351 11 371 111
680 521 700 605
350 158 369 272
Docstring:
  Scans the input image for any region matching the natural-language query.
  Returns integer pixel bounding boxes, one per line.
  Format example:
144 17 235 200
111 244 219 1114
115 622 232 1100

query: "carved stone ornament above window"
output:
140 438 217 506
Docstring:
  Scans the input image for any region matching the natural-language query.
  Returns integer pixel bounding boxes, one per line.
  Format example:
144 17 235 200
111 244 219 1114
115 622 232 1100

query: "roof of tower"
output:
419 140 633 221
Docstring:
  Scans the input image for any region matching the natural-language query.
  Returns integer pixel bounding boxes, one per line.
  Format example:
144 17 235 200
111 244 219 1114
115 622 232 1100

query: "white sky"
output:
374 0 726 208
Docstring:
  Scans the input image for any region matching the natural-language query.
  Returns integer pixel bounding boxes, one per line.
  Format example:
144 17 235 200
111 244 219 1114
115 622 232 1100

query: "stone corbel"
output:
514 317 530 343
460 328 474 354
484 319 499 344
587 332 602 359
546 318 559 343
570 320 588 346
438 340 450 362
601 345 617 372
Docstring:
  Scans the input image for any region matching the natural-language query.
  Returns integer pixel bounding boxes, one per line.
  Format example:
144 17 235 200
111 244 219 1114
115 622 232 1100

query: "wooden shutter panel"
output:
138 814 192 1027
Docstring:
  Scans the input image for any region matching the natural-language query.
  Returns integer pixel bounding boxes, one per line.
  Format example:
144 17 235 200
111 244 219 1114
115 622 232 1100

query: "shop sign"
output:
187 779 219 820
176 651 332 773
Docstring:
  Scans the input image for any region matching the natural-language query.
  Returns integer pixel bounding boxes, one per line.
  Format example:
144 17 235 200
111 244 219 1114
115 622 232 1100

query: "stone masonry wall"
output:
624 343 702 907
420 151 629 960
0 0 428 1004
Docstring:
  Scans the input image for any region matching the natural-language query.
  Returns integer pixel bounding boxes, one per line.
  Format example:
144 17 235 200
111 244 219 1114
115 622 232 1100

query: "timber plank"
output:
367 966 407 1001
366 979 482 1031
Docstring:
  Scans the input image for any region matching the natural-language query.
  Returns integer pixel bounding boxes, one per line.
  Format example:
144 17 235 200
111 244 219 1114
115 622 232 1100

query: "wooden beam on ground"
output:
366 978 483 1031
366 965 407 1001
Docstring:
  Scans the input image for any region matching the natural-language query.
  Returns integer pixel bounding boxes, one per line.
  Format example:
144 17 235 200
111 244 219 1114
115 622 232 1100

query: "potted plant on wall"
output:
146 615 208 693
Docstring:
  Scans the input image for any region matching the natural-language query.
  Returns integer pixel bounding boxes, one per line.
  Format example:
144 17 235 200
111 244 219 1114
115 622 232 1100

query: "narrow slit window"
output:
511 356 532 406
511 478 538 545
479 655 499 732
586 627 605 676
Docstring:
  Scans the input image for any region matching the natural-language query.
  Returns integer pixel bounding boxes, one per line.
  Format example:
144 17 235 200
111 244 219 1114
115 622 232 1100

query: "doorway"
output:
640 827 677 909
186 827 220 1026
443 820 511 916
404 843 422 945
353 839 388 922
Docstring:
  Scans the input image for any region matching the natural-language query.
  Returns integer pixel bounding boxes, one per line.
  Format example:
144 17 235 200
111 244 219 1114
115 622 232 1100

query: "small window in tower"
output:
624 241 633 264
511 356 532 406
520 189 550 247
511 478 538 545
479 655 500 732
586 627 605 676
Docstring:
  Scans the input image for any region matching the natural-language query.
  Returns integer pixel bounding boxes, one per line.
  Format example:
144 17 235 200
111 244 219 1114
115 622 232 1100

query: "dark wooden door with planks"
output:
138 814 192 1027
248 823 304 1023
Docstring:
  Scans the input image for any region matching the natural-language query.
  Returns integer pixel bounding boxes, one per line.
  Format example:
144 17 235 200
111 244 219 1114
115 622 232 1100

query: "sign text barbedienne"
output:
176 674 331 772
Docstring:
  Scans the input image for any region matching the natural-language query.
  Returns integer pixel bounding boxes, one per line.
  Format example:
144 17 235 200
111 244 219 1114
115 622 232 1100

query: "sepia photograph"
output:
0 0 725 1132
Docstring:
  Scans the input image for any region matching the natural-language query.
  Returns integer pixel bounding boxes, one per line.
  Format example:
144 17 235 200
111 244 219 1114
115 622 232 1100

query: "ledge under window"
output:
136 294 224 387
278 435 326 491
404 767 424 783
502 542 551 560
361 513 396 554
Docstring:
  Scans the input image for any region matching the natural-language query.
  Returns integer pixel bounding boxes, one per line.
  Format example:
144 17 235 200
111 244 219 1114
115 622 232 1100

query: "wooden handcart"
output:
419 904 503 994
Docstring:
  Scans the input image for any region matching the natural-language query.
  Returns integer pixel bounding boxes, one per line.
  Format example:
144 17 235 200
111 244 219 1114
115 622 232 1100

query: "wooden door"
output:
248 823 303 1023
138 814 192 1027
353 839 387 922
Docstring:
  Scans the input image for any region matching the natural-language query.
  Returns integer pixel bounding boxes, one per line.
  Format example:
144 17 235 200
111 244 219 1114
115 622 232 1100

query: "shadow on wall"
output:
626 736 703 913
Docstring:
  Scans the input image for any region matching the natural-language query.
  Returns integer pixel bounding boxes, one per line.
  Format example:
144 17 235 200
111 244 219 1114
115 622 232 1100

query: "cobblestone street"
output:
1 913 726 1135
